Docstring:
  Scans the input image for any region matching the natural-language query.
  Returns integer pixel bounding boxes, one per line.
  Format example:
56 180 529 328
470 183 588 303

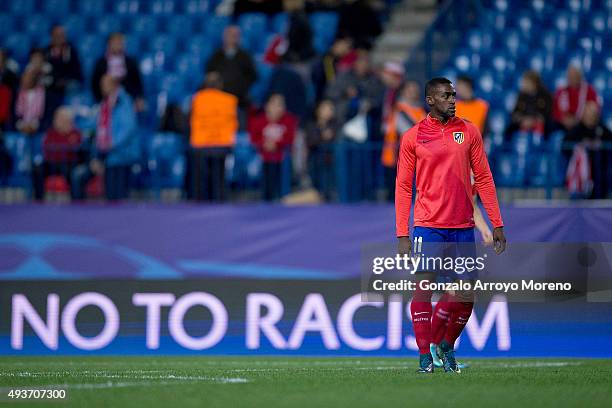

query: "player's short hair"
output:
425 77 452 97
457 75 474 89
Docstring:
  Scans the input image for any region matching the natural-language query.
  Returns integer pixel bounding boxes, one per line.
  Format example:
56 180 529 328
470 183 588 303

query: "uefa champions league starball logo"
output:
0 234 181 280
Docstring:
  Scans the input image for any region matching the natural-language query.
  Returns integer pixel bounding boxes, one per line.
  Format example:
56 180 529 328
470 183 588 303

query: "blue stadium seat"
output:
187 36 214 62
309 12 339 53
25 15 51 44
4 34 31 63
590 71 610 96
566 0 593 14
238 13 268 53
466 28 495 53
174 54 204 91
205 16 230 48
0 15 15 37
78 35 105 63
97 15 125 36
541 30 574 55
453 48 475 73
566 50 593 74
125 35 143 57
184 0 212 15
488 110 508 138
513 11 534 37
527 153 550 187
528 50 556 75
495 152 524 187
149 34 179 57
9 0 35 14
501 28 526 57
166 15 197 39
3 132 32 189
272 13 289 34
486 10 510 32
589 11 610 33
553 11 580 33
150 0 176 15
64 15 90 41
78 0 108 15
43 0 72 17
115 0 142 15
492 0 509 13
158 73 187 102
147 133 186 191
249 59 273 105
129 15 160 36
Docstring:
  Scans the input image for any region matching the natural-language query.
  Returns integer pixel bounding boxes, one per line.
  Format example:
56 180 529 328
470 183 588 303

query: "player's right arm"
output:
395 127 417 254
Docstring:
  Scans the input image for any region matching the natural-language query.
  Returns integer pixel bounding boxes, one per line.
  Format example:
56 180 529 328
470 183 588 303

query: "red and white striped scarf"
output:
96 91 117 152
16 86 45 124
566 143 592 195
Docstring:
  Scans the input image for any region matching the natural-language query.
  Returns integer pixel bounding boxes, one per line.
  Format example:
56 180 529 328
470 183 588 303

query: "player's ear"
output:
425 95 434 106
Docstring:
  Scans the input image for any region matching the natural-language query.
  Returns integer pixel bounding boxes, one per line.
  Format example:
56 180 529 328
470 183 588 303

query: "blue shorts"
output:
412 226 477 280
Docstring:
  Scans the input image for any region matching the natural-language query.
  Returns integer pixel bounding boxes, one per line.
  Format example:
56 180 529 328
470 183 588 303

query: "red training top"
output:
249 113 297 163
395 114 503 237
43 128 82 163
552 82 599 123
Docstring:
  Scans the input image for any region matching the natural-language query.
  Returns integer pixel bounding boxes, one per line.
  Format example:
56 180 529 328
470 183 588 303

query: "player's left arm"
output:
468 124 506 254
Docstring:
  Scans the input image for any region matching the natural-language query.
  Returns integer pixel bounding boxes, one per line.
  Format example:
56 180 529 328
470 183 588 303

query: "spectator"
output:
189 72 238 201
15 68 46 135
206 26 257 108
232 0 283 15
284 0 315 63
381 80 426 201
72 74 138 201
267 57 308 120
0 131 11 186
565 101 611 199
45 25 83 110
455 75 489 134
311 36 353 102
553 65 600 132
159 103 188 139
0 49 19 92
306 99 338 200
506 70 552 140
0 80 11 131
25 48 53 89
249 93 297 201
337 0 383 49
32 107 82 200
325 51 384 125
91 32 145 111
0 49 18 128
380 61 405 136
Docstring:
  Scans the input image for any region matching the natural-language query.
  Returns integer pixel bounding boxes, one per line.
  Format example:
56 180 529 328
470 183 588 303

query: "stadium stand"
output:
0 0 609 202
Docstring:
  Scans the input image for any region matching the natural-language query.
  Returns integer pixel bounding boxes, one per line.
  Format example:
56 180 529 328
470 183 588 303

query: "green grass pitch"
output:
0 357 610 407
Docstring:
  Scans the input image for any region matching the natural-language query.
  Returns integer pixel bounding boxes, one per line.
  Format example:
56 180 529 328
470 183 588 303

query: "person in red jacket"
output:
249 93 297 201
395 77 506 373
32 106 82 200
553 65 600 131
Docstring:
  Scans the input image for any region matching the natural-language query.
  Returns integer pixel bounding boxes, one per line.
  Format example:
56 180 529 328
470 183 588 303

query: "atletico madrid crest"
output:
453 132 464 144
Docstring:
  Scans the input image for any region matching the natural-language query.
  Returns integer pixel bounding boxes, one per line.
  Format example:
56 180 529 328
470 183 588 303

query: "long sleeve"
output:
469 124 503 228
395 127 417 237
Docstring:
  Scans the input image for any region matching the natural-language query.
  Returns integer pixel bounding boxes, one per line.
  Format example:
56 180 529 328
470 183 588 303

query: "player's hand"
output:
398 236 412 256
493 227 506 254
478 226 493 246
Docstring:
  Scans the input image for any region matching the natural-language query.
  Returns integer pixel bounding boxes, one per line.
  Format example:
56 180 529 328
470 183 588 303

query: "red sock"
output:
443 301 474 348
431 293 454 345
410 285 433 354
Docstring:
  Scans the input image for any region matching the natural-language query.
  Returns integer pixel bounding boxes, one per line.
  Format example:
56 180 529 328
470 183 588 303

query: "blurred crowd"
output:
0 0 609 203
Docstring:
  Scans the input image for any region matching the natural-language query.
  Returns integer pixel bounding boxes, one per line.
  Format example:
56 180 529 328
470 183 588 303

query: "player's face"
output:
429 83 456 118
